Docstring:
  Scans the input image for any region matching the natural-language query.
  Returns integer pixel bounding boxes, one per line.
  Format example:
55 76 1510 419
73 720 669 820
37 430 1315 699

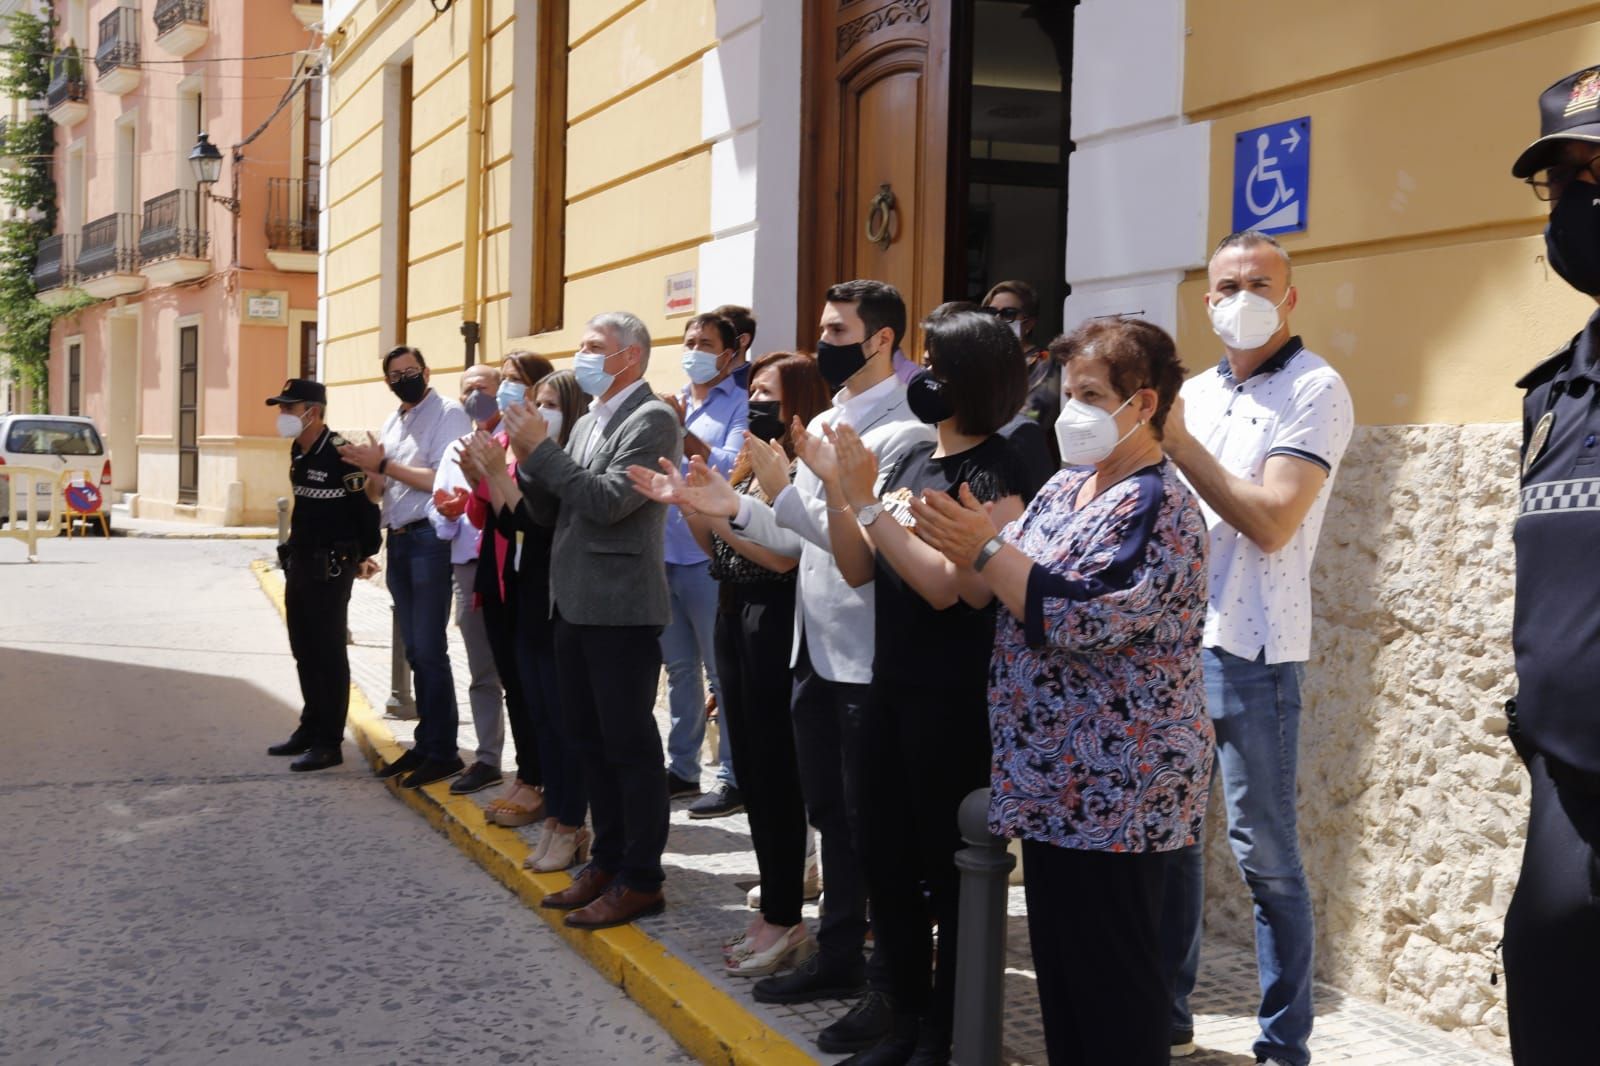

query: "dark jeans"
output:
284 555 356 748
518 585 584 827
553 613 667 893
1505 746 1600 1063
791 641 873 968
481 583 540 787
1023 840 1171 1066
714 583 803 926
862 676 990 1027
385 524 458 762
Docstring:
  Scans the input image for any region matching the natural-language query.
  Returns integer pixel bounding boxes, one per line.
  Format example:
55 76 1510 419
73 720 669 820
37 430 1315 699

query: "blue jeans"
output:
386 524 459 763
660 561 734 786
1162 647 1314 1066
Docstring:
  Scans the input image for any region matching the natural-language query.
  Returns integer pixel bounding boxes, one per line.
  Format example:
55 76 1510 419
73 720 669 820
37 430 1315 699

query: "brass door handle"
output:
865 183 896 248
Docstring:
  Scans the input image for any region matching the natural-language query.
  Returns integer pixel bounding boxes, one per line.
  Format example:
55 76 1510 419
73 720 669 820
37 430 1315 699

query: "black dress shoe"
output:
838 1013 919 1065
267 733 311 757
666 771 702 799
752 952 866 1005
375 748 423 780
903 1023 951 1066
401 756 465 789
816 989 894 1053
449 761 504 795
289 747 343 772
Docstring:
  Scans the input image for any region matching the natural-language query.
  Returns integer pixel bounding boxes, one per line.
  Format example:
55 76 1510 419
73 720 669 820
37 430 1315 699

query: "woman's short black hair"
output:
921 308 1028 437
1048 318 1186 438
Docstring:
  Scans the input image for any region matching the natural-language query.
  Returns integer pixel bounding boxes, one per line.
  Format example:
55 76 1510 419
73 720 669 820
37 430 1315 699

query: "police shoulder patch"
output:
344 471 368 493
328 432 349 448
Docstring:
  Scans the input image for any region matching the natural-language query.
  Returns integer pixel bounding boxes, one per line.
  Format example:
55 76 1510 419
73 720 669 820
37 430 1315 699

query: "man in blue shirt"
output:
1503 64 1600 1064
661 313 748 816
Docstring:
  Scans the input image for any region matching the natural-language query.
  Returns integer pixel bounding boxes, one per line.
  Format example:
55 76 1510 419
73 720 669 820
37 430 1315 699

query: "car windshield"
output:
5 420 104 456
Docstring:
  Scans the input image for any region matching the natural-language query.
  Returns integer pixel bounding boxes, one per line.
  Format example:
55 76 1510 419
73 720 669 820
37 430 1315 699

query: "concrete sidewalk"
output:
319 561 1508 1066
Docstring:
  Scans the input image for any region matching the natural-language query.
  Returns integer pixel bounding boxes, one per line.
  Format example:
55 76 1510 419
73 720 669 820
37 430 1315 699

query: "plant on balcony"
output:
0 5 91 411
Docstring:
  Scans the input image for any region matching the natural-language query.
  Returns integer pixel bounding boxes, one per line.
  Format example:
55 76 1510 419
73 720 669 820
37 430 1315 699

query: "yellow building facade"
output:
319 0 1589 1048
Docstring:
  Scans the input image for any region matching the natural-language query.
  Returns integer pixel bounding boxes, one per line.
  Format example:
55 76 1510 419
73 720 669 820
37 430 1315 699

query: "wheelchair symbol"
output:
1244 132 1301 230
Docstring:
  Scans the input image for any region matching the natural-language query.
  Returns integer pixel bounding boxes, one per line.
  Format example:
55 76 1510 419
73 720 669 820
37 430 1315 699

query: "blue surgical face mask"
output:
463 389 499 425
682 347 722 385
496 380 527 412
574 350 619 397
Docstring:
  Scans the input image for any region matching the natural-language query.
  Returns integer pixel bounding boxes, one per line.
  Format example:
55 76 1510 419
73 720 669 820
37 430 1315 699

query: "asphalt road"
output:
0 537 691 1066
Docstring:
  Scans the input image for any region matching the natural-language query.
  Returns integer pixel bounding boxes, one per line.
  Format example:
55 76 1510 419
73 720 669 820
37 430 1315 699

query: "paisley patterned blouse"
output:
988 459 1213 853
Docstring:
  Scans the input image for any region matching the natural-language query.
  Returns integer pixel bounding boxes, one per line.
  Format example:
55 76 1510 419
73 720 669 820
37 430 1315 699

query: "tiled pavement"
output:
336 566 1510 1066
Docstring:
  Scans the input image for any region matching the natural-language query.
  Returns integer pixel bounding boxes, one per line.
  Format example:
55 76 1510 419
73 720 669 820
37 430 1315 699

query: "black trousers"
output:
552 614 667 893
791 641 875 968
481 581 540 787
1022 840 1171 1066
284 556 356 749
714 583 804 927
862 676 990 1028
1505 747 1600 1064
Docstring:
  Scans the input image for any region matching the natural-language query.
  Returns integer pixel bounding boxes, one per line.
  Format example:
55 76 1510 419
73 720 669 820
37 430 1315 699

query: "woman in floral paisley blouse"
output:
912 316 1212 1066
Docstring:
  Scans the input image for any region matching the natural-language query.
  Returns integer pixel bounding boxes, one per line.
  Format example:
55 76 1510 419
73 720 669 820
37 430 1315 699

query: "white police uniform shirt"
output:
1180 337 1354 664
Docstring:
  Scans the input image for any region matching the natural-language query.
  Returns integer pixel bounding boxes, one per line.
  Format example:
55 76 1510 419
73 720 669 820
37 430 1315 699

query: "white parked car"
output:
0 413 113 533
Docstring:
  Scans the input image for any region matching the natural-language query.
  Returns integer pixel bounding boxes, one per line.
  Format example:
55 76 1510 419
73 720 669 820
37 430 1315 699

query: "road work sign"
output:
1232 117 1310 236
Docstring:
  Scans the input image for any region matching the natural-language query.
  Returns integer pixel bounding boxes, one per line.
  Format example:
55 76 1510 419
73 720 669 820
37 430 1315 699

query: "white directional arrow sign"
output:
1282 126 1302 153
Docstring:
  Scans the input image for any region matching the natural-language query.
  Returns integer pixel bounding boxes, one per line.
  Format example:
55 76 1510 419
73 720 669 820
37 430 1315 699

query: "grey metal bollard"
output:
386 606 416 720
952 787 1015 1066
275 497 289 551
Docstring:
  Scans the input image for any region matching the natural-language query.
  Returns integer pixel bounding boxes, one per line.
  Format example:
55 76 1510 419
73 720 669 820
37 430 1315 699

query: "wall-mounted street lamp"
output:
189 132 240 215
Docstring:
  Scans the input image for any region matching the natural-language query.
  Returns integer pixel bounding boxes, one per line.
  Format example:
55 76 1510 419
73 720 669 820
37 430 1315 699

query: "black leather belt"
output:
387 519 430 535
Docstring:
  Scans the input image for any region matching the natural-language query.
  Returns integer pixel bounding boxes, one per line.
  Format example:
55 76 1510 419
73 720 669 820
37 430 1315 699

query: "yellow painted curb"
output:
249 559 816 1066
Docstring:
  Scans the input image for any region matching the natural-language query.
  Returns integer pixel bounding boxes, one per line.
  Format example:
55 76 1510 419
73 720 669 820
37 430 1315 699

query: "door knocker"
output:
865 183 896 249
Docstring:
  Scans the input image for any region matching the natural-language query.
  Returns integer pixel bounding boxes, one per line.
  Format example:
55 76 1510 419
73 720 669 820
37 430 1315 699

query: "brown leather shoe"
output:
539 865 614 910
564 884 665 930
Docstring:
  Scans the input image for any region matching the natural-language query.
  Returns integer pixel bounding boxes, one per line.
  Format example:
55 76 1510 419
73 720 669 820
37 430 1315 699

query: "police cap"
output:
265 379 327 407
1513 66 1600 178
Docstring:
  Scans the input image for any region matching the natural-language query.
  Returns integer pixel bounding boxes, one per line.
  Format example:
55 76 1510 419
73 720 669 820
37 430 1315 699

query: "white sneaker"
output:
1170 1038 1197 1058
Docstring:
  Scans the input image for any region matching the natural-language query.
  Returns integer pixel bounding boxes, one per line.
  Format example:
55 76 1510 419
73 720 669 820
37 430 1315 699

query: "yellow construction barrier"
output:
0 464 62 560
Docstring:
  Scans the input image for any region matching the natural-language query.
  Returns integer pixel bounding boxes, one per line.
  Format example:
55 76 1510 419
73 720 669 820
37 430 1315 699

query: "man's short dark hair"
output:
711 304 757 347
981 279 1039 319
685 313 738 352
825 279 907 350
383 345 426 372
922 308 1027 437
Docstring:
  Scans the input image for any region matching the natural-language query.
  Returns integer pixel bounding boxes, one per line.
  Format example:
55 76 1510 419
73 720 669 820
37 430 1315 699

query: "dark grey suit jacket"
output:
516 381 683 627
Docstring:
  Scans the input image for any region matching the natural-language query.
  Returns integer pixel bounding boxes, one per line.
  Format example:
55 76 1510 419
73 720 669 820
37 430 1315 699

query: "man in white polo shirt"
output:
1158 230 1354 1066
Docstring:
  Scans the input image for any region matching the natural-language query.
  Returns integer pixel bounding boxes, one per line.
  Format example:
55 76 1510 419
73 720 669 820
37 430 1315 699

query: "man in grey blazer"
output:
727 280 935 1053
505 311 683 930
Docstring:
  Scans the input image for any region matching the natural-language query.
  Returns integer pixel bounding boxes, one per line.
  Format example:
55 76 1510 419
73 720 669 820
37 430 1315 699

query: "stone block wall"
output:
1199 423 1527 1048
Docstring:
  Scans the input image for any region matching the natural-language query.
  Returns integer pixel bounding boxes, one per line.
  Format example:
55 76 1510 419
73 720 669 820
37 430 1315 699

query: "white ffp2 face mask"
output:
537 406 564 442
1207 290 1289 351
276 411 305 438
1054 395 1138 467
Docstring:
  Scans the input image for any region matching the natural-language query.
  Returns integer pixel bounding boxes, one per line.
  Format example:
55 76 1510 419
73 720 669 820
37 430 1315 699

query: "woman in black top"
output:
804 308 1030 1066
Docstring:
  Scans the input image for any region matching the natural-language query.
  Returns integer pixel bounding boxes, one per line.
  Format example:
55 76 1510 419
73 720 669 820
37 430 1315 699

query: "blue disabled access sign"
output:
1232 117 1310 236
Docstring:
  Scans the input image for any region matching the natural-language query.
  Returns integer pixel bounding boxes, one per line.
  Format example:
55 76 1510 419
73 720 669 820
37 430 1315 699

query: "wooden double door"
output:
801 0 1073 353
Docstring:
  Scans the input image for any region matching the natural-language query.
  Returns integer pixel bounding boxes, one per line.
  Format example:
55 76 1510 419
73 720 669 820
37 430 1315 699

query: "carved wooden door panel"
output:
801 0 954 354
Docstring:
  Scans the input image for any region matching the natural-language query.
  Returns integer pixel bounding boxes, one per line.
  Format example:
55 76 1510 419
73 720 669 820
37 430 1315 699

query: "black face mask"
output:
816 340 868 390
1546 180 1600 295
905 370 954 425
389 374 427 405
747 399 785 442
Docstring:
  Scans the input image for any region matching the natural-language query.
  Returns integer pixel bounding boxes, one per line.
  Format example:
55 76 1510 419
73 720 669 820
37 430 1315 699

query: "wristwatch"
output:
377 457 390 476
855 501 886 527
972 536 1005 572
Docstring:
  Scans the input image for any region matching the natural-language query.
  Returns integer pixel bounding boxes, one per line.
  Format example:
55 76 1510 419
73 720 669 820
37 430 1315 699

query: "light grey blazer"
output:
517 383 683 628
734 380 934 685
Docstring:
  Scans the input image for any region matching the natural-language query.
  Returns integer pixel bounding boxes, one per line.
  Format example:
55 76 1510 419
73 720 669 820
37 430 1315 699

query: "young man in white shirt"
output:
1158 231 1354 1066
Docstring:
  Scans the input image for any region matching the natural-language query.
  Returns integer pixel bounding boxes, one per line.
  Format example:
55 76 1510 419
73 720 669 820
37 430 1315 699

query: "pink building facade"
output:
42 0 323 525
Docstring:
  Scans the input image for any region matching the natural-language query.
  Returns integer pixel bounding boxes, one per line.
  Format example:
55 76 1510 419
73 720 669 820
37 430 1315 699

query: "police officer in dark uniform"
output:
264 379 382 772
1504 66 1600 1064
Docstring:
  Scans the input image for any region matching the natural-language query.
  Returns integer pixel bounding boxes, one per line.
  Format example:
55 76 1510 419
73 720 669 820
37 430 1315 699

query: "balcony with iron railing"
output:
33 233 77 302
292 0 323 29
154 0 208 57
266 177 319 272
76 213 144 298
139 189 210 285
46 50 87 127
95 6 141 95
